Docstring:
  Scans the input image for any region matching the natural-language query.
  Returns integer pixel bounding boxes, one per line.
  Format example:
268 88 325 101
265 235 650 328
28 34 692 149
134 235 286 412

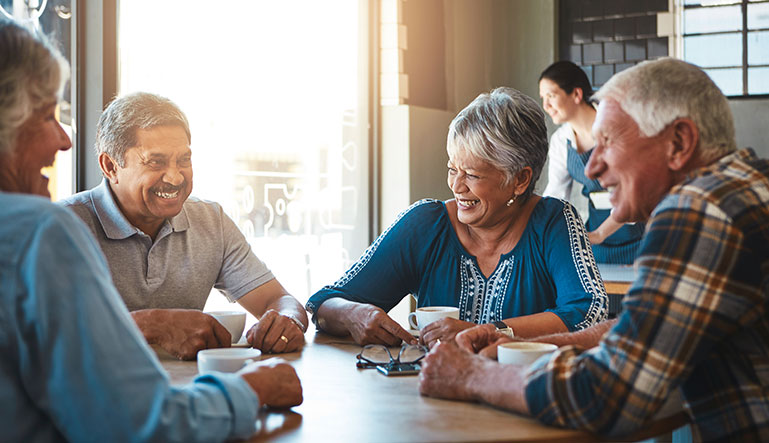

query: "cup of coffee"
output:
408 306 460 330
206 311 246 343
197 348 262 373
497 342 558 366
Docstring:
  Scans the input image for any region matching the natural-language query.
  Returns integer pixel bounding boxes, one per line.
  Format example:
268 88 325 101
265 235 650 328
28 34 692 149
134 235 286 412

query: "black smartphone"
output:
376 363 421 376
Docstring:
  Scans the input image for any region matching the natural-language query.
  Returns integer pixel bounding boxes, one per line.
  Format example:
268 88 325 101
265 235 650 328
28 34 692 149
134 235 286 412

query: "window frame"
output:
679 0 769 97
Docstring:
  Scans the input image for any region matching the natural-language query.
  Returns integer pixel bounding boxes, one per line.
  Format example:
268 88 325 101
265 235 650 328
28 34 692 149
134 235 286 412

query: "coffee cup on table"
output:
197 348 262 373
407 306 460 330
497 342 558 366
205 311 246 344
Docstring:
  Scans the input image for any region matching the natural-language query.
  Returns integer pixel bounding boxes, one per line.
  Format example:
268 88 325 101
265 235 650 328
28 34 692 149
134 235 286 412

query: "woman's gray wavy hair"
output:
95 92 191 166
447 87 548 199
593 58 736 162
0 19 69 155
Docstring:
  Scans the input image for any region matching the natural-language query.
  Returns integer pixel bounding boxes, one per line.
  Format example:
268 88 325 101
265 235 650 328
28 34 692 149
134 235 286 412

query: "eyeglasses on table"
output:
356 343 428 369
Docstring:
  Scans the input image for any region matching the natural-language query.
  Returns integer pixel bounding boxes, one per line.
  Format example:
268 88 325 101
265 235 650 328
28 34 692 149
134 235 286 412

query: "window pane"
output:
685 0 739 5
704 68 744 95
684 6 742 34
747 3 769 29
0 0 75 200
748 67 769 94
119 0 370 306
684 33 742 67
748 31 769 64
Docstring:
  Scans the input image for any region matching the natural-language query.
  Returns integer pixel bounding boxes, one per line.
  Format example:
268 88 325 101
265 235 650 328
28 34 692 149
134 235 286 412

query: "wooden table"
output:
159 328 688 442
598 263 636 317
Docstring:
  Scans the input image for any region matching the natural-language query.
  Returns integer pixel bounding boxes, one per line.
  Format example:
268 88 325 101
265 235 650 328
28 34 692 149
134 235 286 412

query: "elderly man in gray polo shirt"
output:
60 92 308 360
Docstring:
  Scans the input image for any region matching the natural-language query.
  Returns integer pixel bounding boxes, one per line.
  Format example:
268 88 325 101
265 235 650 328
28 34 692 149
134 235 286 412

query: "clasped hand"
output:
247 309 305 353
419 324 517 400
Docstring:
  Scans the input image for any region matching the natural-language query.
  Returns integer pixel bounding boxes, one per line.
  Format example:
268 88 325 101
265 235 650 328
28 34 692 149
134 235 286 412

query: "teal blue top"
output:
307 198 608 331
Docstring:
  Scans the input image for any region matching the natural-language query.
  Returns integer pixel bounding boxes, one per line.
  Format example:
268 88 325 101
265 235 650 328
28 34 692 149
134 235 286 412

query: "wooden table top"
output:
158 328 687 442
598 263 636 295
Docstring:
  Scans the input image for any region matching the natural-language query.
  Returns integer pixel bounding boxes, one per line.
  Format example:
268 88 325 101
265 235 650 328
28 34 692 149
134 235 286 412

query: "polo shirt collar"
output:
92 178 190 239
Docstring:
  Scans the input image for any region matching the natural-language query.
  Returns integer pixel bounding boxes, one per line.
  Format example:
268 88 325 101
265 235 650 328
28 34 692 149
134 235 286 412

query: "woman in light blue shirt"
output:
307 87 608 347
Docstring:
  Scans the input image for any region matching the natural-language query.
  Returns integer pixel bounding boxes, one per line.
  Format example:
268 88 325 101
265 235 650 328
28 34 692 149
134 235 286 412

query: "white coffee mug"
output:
206 311 246 343
497 342 558 366
407 306 460 330
197 348 262 373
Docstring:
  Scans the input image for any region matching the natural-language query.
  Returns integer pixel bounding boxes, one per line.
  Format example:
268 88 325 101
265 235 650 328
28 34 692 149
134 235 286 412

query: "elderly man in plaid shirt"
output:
418 57 769 442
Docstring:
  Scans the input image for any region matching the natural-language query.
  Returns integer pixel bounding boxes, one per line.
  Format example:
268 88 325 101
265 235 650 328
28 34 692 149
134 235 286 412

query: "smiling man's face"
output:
585 99 676 223
107 125 192 234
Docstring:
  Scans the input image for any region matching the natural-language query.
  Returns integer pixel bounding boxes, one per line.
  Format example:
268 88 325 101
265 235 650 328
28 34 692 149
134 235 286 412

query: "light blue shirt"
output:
0 192 260 442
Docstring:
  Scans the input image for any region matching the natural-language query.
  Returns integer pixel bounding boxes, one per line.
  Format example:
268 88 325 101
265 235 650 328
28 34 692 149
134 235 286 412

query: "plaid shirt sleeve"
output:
524 188 765 437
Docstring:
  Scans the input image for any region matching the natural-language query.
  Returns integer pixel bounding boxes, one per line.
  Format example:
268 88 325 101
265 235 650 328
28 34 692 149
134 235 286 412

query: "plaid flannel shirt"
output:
525 148 769 441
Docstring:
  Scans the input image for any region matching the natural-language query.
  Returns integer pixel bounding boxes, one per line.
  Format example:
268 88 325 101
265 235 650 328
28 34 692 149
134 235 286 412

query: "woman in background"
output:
539 61 643 264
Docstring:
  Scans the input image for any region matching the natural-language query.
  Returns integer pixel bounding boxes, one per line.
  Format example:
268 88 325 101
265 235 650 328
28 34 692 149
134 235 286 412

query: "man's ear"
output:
513 166 533 195
99 152 120 184
667 118 699 172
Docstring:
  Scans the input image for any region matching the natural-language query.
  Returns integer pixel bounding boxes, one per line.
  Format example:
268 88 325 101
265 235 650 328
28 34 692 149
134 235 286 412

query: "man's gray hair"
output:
95 92 191 166
0 19 69 155
593 57 736 161
447 87 548 199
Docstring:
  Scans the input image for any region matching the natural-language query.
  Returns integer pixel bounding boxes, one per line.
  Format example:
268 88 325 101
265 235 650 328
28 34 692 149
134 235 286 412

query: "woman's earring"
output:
506 195 517 207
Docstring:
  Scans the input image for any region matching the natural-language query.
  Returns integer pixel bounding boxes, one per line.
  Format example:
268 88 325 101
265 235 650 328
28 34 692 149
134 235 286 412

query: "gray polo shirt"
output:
58 179 274 311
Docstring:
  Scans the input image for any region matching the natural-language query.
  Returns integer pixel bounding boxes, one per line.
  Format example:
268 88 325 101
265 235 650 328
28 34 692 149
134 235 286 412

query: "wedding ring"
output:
280 335 289 343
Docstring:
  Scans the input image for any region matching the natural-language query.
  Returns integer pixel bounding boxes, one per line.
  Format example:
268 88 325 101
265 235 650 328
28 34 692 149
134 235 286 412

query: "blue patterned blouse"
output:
307 198 607 331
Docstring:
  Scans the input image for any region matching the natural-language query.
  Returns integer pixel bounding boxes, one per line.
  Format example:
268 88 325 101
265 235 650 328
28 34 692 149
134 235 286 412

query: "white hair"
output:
593 57 736 161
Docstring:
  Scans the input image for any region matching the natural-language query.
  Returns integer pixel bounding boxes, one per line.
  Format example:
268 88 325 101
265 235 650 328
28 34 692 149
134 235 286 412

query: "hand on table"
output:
247 310 305 353
239 358 303 408
455 324 516 359
419 340 488 401
131 308 231 361
346 303 416 346
419 317 476 349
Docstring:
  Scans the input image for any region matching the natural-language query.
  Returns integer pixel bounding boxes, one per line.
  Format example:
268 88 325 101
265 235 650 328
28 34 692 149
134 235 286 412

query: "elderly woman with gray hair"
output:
307 87 608 347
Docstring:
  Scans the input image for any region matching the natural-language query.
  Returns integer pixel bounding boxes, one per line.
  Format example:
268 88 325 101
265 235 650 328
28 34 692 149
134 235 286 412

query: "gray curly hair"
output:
447 87 548 199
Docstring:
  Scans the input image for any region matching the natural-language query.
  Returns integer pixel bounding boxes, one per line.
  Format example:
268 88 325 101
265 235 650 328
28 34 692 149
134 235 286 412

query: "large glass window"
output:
118 1 371 310
681 0 769 96
1 0 75 200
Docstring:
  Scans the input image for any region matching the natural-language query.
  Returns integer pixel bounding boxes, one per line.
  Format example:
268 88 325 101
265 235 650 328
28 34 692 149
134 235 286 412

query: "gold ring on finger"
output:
280 335 289 343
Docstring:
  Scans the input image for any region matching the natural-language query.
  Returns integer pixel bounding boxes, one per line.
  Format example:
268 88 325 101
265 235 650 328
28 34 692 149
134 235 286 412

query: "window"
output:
1 0 76 200
118 1 371 310
681 0 769 96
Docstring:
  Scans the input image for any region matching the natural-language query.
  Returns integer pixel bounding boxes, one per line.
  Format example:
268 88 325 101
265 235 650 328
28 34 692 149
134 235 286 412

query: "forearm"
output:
526 318 617 348
314 298 360 336
591 215 624 243
131 309 165 344
469 359 530 414
266 295 308 331
503 312 568 338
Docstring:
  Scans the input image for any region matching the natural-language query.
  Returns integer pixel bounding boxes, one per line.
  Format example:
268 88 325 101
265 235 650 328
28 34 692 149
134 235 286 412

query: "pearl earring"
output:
506 195 517 207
